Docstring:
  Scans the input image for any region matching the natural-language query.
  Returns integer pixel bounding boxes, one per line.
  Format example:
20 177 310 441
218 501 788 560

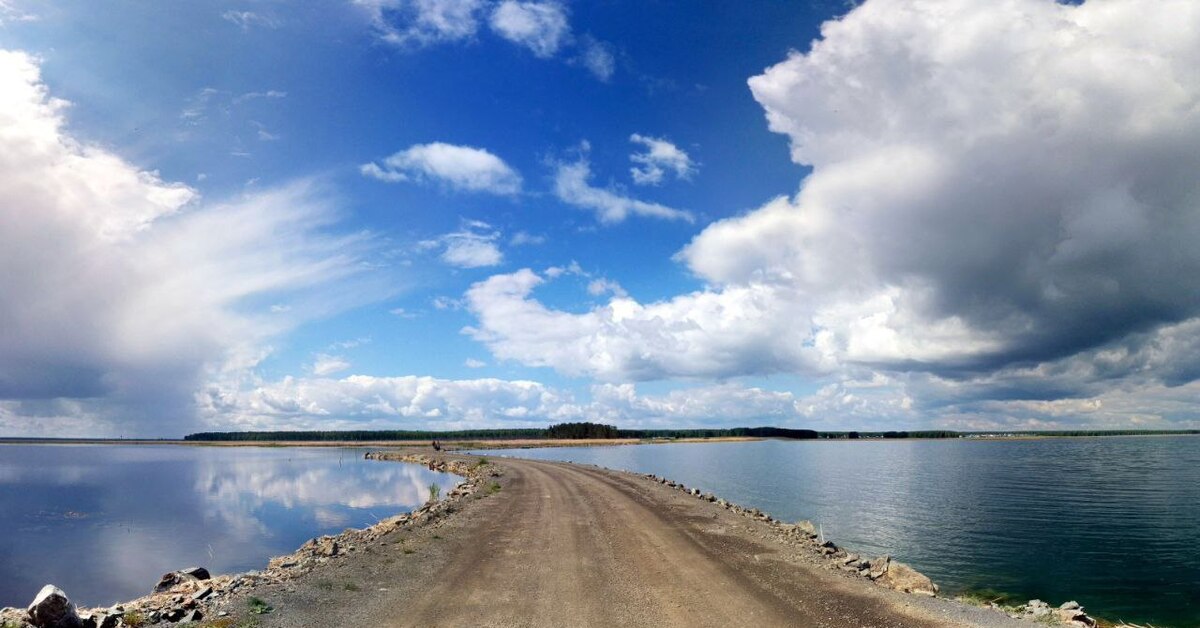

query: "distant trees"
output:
545 422 621 439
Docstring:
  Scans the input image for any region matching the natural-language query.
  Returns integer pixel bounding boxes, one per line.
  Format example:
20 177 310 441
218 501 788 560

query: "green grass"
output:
123 611 146 627
487 481 502 495
247 597 273 615
403 548 415 554
317 580 334 591
427 482 441 501
475 457 489 466
343 582 361 592
432 534 442 540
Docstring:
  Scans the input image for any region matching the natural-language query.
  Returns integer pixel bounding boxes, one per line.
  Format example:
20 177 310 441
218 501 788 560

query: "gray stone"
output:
867 555 891 580
1059 601 1081 611
180 567 210 581
191 587 213 601
26 585 81 628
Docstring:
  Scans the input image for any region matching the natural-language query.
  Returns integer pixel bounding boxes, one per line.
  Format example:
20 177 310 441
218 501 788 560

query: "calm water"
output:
0 445 458 608
483 437 1200 627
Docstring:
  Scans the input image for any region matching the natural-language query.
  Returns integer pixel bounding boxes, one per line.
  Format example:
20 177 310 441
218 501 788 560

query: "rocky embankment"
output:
0 454 489 628
633 470 1100 628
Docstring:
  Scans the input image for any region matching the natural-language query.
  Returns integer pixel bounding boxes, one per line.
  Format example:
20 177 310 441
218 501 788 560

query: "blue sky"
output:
2 0 1200 437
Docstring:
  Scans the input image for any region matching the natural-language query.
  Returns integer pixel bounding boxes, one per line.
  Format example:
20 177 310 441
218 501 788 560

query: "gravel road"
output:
229 454 1028 628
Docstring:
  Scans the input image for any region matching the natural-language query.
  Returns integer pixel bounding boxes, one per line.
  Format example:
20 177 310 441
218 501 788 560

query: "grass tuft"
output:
247 596 273 615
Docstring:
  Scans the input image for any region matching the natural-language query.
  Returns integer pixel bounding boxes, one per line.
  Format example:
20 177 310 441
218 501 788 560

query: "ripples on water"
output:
482 437 1200 627
0 445 459 607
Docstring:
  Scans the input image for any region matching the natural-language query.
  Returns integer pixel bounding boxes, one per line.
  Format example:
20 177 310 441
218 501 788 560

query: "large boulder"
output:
878 560 939 597
26 585 81 628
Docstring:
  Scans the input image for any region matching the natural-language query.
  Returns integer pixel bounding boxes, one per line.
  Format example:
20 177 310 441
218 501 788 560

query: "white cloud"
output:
361 142 522 195
553 158 693 224
509 230 545 246
464 358 487 368
422 222 504 268
354 0 485 47
629 134 695 185
465 270 815 381
199 374 577 430
0 50 386 436
489 1 570 58
311 354 352 376
586 278 626 298
461 0 1200 429
578 36 614 81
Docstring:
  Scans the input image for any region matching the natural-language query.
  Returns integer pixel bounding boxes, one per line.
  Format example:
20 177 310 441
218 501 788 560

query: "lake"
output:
0 444 458 608
482 436 1200 627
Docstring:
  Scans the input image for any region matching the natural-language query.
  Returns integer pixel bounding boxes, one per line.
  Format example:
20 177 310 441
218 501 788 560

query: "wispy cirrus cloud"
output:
0 50 388 437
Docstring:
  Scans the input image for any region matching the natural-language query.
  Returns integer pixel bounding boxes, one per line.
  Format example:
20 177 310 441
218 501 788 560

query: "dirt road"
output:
237 455 1024 627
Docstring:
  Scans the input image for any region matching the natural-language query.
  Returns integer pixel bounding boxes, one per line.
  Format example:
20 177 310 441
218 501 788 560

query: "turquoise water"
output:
0 445 458 608
481 437 1200 627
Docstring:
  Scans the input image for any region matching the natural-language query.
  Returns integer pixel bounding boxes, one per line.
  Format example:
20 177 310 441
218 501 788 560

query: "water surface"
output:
482 437 1200 627
0 445 458 607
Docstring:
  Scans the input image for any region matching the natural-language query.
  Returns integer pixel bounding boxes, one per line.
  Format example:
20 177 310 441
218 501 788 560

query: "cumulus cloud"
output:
195 371 837 430
354 0 484 46
489 1 569 58
199 374 577 430
0 50 384 436
361 142 522 195
629 134 695 185
463 0 1200 428
465 269 813 380
553 157 693 224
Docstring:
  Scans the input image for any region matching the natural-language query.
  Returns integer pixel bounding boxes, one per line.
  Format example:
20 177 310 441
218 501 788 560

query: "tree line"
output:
182 424 1200 442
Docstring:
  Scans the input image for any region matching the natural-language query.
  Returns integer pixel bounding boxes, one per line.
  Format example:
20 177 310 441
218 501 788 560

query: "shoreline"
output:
1 450 1118 627
3 431 1195 449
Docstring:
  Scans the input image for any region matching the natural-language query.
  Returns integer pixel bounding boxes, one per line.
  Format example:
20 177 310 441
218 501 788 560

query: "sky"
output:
2 0 1199 437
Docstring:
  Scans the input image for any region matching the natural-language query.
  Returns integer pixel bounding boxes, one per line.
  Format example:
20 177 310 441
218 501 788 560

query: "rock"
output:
191 586 212 601
97 614 120 628
1056 607 1096 627
1059 600 1081 611
184 609 204 622
180 567 210 581
1024 600 1052 618
867 555 891 580
27 585 81 628
841 553 861 566
877 560 939 596
794 520 818 537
